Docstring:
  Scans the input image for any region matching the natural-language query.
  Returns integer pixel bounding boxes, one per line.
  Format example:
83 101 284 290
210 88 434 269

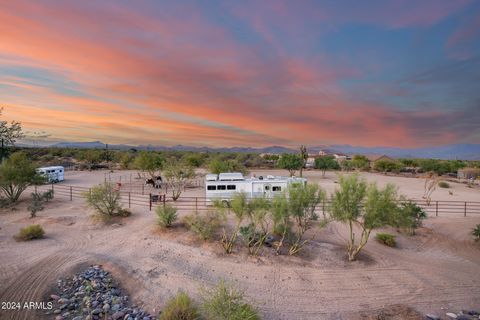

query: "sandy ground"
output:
0 169 479 320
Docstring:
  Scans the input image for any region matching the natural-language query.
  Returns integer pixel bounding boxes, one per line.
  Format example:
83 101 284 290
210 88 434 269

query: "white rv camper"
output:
37 166 65 183
205 172 306 204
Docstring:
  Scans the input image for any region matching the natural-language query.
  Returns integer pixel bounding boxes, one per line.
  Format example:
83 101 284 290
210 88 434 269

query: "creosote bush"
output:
438 181 450 188
16 224 45 241
184 211 221 240
156 204 178 228
200 281 260 320
83 182 129 218
473 224 480 242
159 292 200 320
375 233 396 247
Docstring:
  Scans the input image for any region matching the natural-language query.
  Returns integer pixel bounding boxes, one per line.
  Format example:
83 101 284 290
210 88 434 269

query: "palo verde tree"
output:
314 155 339 177
277 153 304 177
286 183 326 255
0 107 24 161
0 152 44 204
329 174 399 261
239 196 271 255
271 183 326 255
83 182 130 218
214 192 249 254
163 159 196 201
134 151 165 179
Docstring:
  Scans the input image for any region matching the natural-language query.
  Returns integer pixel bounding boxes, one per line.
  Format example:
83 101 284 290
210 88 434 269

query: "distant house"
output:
457 168 480 180
365 154 394 167
333 153 350 162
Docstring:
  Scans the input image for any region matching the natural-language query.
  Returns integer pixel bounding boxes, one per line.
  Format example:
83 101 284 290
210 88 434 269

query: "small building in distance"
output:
365 154 394 168
457 168 480 180
333 153 351 162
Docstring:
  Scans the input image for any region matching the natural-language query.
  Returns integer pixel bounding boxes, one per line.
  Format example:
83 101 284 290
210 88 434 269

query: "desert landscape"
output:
1 169 479 320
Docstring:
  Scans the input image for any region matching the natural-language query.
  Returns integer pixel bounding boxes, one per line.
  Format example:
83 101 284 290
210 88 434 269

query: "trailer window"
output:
272 186 281 192
227 185 236 190
264 185 270 191
207 185 216 190
217 185 226 190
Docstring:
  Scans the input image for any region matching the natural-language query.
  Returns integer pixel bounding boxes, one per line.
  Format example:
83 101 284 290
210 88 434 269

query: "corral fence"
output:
32 183 480 217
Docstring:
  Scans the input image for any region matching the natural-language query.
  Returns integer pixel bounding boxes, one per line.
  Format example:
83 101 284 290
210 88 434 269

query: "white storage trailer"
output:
205 172 307 204
36 166 64 183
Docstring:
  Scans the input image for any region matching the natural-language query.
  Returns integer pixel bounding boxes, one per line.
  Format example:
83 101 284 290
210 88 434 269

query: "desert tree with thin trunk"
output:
0 107 24 160
0 152 44 204
134 151 164 179
329 174 399 261
299 145 308 177
314 155 339 177
277 153 304 177
423 172 440 205
163 159 196 201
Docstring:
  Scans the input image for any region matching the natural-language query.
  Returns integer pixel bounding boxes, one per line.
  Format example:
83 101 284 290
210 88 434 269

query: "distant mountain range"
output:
41 141 480 160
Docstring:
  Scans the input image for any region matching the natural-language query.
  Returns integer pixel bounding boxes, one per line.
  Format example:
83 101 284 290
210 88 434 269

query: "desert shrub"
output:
83 182 126 218
42 189 54 202
184 211 221 240
201 281 260 320
473 224 480 242
16 224 45 241
28 193 45 218
156 204 178 228
395 201 427 235
375 233 396 247
160 292 200 320
438 181 450 188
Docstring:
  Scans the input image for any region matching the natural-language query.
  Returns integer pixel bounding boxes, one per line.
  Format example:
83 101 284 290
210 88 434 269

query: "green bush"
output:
156 204 178 228
201 281 260 320
438 181 450 188
16 225 45 241
184 211 221 240
473 224 480 242
83 183 126 217
375 233 396 247
160 292 200 320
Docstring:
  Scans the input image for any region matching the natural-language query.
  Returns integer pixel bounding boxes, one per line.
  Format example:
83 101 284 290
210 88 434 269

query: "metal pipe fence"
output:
32 183 480 217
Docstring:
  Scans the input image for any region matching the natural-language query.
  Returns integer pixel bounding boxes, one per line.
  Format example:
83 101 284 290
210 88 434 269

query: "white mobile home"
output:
37 166 65 183
205 172 306 204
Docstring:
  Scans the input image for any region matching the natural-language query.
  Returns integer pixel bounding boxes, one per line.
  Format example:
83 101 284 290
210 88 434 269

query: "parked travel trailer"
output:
36 166 65 183
205 172 307 204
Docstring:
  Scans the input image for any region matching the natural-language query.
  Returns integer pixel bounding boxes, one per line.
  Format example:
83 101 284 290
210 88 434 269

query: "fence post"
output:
464 202 467 217
70 186 73 201
51 183 54 192
34 185 37 194
195 197 198 212
128 192 131 208
149 193 152 211
162 195 166 208
435 201 438 217
142 184 144 195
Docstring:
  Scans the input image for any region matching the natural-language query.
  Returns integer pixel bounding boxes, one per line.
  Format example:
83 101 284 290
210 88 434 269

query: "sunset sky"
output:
1 0 479 148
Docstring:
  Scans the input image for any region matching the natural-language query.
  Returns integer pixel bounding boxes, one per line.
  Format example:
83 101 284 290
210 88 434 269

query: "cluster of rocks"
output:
48 265 157 320
426 310 480 320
